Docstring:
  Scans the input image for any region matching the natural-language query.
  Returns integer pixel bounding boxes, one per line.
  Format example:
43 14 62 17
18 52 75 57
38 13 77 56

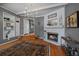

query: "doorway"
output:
35 17 44 38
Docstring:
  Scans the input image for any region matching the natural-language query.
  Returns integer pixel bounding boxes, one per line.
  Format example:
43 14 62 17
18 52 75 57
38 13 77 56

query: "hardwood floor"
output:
50 43 65 56
0 34 66 56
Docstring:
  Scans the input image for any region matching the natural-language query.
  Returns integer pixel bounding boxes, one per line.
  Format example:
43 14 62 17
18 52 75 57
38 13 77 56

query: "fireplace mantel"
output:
44 28 65 45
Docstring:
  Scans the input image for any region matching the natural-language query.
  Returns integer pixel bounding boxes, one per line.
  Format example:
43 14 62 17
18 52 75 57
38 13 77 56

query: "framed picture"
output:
47 12 58 27
47 18 58 26
48 13 57 19
66 11 79 28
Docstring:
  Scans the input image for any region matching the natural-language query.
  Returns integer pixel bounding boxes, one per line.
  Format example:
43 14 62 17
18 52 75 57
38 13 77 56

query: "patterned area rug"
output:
0 42 49 56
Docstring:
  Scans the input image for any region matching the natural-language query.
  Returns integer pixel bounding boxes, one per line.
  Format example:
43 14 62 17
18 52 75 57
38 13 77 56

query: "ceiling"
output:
0 3 67 16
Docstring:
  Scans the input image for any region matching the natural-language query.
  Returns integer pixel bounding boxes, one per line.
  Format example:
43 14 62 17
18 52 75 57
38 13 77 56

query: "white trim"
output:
17 4 68 15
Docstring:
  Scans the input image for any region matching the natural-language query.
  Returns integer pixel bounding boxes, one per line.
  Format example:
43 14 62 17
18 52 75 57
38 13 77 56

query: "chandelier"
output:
25 4 35 20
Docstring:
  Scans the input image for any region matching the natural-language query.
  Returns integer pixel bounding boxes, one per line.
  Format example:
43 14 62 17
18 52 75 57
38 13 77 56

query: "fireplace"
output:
48 32 58 42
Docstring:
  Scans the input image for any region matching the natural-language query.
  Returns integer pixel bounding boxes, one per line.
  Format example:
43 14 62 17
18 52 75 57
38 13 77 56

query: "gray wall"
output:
0 7 21 44
65 3 79 42
65 3 79 17
0 9 3 39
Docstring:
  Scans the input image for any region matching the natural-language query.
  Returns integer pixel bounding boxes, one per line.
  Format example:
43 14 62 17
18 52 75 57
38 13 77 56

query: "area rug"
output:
0 42 49 56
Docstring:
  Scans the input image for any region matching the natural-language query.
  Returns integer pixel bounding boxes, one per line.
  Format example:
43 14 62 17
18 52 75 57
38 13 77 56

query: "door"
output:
35 17 44 38
15 17 20 36
23 18 29 34
29 19 34 33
